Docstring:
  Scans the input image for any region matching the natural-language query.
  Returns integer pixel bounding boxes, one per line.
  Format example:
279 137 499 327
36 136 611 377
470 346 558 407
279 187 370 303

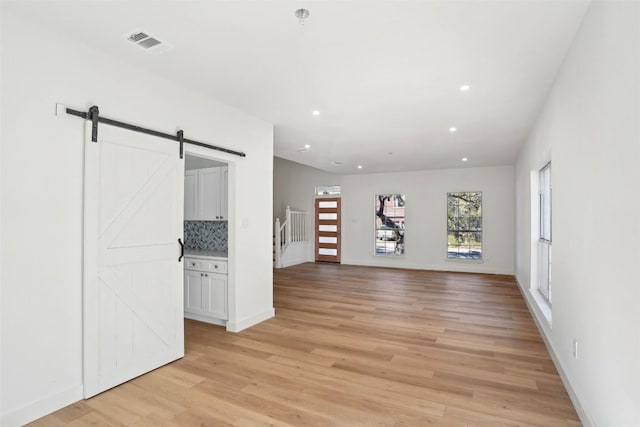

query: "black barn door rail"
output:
66 105 246 158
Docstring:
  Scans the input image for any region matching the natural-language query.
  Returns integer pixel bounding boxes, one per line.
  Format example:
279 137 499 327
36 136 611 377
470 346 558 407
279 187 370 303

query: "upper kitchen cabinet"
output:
184 166 228 221
184 170 199 220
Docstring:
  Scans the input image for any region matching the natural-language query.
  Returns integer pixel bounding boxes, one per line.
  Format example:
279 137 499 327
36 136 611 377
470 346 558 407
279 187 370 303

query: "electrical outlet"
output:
573 339 578 359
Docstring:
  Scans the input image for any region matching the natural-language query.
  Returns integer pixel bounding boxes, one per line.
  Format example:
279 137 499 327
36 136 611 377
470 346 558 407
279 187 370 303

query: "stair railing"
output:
274 206 307 268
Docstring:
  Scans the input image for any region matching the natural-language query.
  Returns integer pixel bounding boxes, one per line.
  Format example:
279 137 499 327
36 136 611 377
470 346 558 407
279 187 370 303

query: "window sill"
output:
529 289 552 326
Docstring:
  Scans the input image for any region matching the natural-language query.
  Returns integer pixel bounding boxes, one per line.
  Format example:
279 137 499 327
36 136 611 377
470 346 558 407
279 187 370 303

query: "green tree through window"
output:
447 192 482 259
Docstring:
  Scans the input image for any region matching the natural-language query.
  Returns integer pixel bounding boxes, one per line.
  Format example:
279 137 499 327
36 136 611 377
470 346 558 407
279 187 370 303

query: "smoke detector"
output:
126 30 172 54
295 8 310 22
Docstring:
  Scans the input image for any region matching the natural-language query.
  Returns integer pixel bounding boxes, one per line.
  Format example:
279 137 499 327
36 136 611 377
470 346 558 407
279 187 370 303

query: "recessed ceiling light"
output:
387 152 393 155
449 127 457 133
460 84 471 92
462 157 468 162
312 110 320 116
357 165 363 169
331 161 343 165
304 144 311 149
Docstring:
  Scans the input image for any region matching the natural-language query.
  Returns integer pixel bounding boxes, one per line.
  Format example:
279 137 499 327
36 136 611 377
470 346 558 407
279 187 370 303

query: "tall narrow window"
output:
375 194 405 255
538 163 552 303
447 192 482 260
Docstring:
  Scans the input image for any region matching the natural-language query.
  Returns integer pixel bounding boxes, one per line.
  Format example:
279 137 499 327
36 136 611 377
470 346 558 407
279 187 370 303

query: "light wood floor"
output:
31 263 580 426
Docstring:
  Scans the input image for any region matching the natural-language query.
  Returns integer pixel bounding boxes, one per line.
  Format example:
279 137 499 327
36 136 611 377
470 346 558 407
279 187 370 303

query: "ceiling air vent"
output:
126 30 172 54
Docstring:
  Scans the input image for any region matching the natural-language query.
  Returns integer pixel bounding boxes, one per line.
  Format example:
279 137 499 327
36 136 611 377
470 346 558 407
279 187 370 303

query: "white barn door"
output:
83 122 184 398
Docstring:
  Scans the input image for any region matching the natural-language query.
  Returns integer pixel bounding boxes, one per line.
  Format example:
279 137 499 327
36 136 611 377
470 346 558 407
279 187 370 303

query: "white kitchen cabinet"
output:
220 166 228 220
184 257 228 322
184 167 228 221
199 167 222 220
184 170 199 220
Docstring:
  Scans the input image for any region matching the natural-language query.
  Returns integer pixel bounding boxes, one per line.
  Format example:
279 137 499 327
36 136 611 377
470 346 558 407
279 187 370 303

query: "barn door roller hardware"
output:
65 105 247 158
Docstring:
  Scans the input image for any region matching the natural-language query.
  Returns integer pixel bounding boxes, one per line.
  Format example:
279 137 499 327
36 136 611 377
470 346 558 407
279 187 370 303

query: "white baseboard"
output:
341 258 513 275
280 257 307 268
226 307 275 333
514 275 594 427
184 312 227 327
1 384 83 427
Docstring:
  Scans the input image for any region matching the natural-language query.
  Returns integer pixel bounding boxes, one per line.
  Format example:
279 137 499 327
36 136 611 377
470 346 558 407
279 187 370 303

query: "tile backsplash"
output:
184 221 228 251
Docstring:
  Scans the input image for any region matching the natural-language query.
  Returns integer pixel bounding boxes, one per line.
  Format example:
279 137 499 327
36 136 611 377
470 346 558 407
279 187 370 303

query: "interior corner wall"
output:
273 157 340 261
1 9 273 427
514 1 640 425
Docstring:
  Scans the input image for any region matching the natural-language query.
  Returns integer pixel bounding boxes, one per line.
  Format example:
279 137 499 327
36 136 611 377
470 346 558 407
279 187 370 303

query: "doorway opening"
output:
182 153 231 327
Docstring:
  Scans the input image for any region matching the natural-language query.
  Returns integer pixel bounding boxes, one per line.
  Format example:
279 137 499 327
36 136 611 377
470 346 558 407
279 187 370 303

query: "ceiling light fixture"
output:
357 165 363 169
460 84 471 92
449 127 457 133
304 144 311 149
462 157 468 162
332 161 343 165
295 8 310 25
312 110 320 116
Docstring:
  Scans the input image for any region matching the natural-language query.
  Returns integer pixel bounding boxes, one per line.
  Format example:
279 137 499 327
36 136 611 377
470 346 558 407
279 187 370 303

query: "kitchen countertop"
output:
184 248 228 260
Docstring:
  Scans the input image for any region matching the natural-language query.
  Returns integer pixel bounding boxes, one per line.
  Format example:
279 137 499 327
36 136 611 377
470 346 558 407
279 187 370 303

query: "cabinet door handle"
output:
214 265 218 269
178 238 185 262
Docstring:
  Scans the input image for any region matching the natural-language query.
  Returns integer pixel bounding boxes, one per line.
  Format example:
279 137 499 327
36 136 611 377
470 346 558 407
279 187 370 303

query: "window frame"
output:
315 185 341 196
539 162 552 243
374 194 405 256
538 162 552 304
446 191 483 261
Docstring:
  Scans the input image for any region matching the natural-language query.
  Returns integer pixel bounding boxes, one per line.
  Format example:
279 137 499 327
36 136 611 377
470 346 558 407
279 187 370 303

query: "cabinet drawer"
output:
201 260 227 273
184 257 227 274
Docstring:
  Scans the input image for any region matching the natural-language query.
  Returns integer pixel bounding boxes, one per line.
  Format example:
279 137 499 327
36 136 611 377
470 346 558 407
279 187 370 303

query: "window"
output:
447 192 482 260
538 163 552 303
316 185 341 196
375 194 405 255
539 163 551 242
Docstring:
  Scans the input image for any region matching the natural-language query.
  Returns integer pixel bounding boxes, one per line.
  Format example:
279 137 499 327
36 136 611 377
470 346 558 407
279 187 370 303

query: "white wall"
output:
274 158 514 274
273 157 339 261
0 3 3 420
273 157 339 220
0 9 273 426
341 167 514 274
514 1 640 425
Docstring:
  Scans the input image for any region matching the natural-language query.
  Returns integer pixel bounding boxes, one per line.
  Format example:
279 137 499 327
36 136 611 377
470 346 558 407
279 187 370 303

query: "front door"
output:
315 198 341 263
83 121 184 397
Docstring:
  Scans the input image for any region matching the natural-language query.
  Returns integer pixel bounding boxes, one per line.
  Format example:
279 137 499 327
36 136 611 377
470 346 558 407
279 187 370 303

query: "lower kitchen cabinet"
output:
184 260 228 321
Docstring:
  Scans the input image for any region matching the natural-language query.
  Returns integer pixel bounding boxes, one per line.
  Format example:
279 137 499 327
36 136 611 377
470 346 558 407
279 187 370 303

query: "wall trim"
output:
226 307 275 333
280 257 307 268
184 312 227 327
514 275 594 427
341 258 513 275
1 384 83 427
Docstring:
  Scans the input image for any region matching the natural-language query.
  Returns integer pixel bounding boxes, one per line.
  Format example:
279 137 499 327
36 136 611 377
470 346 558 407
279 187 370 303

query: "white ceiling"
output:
5 1 589 174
